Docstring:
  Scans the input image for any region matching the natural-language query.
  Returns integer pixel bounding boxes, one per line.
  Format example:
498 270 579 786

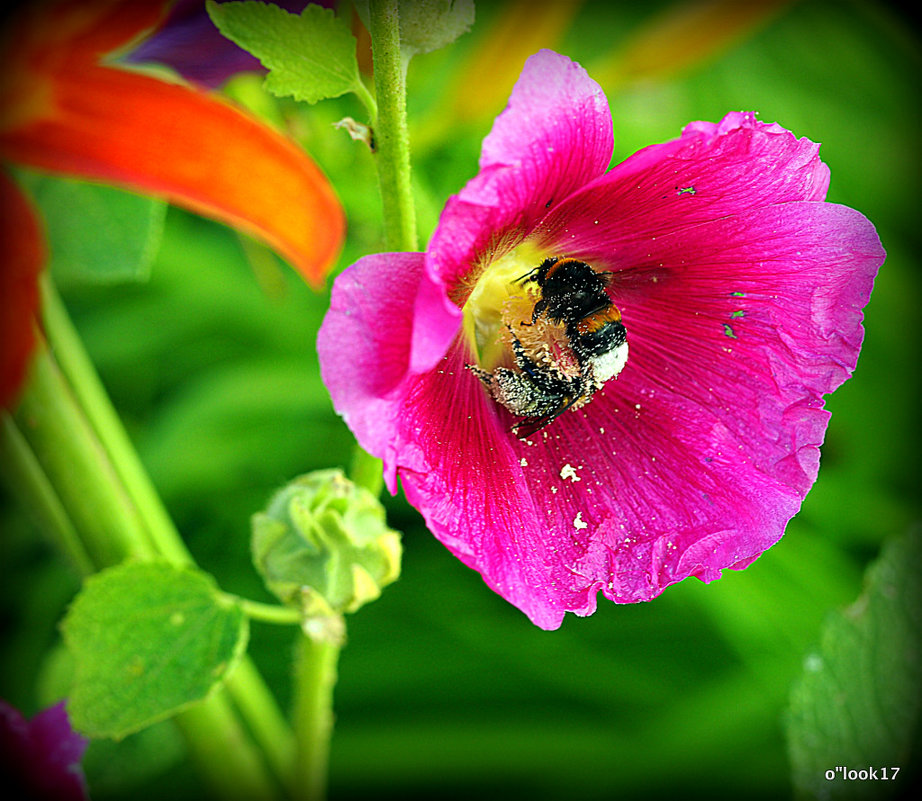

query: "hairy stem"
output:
367 0 418 253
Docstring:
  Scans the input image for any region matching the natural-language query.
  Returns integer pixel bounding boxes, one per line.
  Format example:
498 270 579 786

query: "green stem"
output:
14 339 158 566
41 273 193 565
368 0 417 252
0 414 95 576
291 623 344 801
12 335 280 798
226 659 297 790
352 77 378 123
178 689 280 801
236 597 304 626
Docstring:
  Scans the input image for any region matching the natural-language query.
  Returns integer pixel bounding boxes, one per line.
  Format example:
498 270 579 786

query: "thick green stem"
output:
12 335 280 798
368 0 417 252
0 414 94 576
14 339 157 567
226 658 297 789
291 624 344 801
178 689 280 801
40 274 193 565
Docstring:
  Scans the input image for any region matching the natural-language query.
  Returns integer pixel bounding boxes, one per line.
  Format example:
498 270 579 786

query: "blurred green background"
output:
1 0 919 799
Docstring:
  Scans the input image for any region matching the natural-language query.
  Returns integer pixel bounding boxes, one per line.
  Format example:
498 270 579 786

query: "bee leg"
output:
464 363 494 386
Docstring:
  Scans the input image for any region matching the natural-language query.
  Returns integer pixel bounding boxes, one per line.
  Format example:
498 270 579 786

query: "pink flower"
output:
0 699 88 801
318 50 884 629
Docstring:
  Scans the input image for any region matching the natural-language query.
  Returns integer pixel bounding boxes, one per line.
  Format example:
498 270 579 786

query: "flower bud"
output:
251 469 401 620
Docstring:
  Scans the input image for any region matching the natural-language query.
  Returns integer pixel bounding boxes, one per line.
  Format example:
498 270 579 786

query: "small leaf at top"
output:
398 0 474 57
61 562 248 740
786 530 922 799
207 1 361 104
353 0 474 59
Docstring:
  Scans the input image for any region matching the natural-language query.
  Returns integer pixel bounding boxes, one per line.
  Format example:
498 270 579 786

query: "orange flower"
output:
1 0 345 408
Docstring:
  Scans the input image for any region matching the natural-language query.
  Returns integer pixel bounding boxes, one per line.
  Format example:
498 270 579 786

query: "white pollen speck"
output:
573 512 588 530
560 464 581 482
550 486 558 494
634 403 641 410
519 457 528 467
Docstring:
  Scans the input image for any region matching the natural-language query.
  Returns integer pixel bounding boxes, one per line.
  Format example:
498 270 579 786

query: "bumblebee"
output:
471 257 628 436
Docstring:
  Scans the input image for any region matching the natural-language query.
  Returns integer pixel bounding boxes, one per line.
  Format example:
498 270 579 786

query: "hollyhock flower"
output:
318 49 884 629
0 699 89 801
0 0 344 408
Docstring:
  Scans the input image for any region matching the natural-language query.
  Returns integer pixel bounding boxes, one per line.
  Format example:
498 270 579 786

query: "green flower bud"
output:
251 469 402 622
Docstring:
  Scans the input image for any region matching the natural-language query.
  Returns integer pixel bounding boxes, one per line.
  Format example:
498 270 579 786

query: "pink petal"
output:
388 342 581 629
534 111 831 260
486 202 878 623
426 49 613 295
318 251 429 492
410 50 613 376
330 200 881 628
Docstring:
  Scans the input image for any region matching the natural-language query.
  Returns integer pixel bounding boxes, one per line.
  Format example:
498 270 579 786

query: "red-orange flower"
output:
0 0 345 408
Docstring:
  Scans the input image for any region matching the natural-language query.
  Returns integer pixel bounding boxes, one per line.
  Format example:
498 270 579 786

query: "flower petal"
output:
413 49 614 375
318 252 429 492
326 201 882 628
535 111 830 260
431 201 880 625
384 340 578 629
1 1 166 67
427 49 613 294
1 699 89 801
318 54 885 628
0 171 44 409
0 63 344 286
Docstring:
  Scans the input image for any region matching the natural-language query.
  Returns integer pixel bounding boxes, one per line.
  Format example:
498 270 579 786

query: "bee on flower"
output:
318 50 884 629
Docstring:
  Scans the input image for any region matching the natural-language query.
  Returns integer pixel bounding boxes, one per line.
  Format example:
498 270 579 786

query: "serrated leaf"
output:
786 531 922 800
207 1 361 104
61 562 248 739
17 171 166 286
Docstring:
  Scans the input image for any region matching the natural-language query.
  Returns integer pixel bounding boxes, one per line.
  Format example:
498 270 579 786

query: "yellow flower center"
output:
462 243 576 374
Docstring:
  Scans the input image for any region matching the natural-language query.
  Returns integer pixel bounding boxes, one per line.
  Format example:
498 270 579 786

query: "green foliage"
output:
206 1 364 104
17 171 166 286
787 530 922 799
61 562 248 739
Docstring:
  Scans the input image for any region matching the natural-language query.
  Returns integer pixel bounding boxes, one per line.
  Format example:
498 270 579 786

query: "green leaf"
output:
61 562 248 739
786 530 922 799
17 171 166 286
207 1 362 104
